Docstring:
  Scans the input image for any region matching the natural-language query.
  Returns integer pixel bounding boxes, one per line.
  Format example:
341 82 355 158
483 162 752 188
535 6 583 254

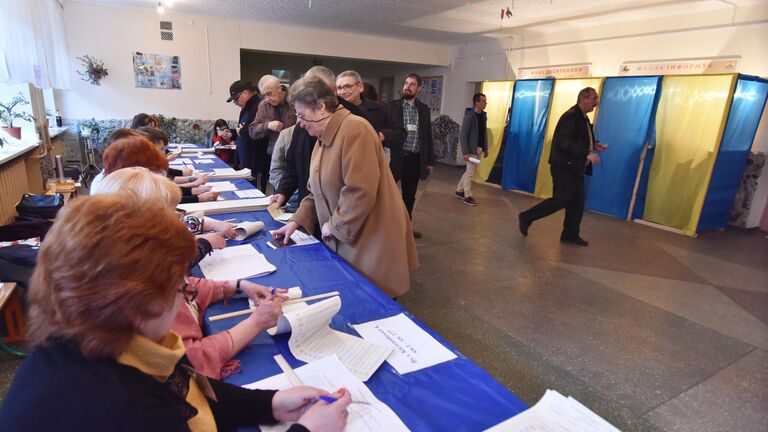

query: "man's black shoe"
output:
518 214 530 237
561 237 589 246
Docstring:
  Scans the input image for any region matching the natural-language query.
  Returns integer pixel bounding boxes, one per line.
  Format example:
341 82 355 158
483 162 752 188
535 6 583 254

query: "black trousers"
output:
400 152 422 218
519 165 585 240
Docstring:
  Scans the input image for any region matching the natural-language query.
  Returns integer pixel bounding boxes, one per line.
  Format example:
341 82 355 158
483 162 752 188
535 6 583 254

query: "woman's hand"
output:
190 174 210 187
321 222 333 242
197 191 220 202
295 388 351 432
204 218 237 238
238 280 289 302
199 232 226 249
246 299 281 332
272 386 325 422
167 153 178 162
273 221 299 245
271 193 286 207
181 167 193 176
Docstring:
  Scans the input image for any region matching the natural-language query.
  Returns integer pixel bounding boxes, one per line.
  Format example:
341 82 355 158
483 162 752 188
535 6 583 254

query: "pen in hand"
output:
318 394 370 405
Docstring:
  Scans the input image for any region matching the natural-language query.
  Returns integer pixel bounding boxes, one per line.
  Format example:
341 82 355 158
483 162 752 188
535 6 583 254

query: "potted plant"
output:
0 93 35 139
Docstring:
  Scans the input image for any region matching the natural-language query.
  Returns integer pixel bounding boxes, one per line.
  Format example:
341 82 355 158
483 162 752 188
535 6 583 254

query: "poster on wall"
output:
132 52 181 89
417 76 443 117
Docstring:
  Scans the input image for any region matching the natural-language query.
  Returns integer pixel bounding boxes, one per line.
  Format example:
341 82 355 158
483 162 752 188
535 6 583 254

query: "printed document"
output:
207 181 238 192
353 313 457 374
245 355 409 432
235 189 266 198
286 296 392 382
198 244 276 280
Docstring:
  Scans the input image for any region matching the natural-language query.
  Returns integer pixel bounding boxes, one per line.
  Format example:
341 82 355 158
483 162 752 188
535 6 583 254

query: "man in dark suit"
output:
226 80 261 173
390 74 434 237
336 70 406 181
518 87 607 246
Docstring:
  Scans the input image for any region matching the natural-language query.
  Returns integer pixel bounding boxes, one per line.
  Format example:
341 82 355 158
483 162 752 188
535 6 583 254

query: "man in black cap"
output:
227 80 261 175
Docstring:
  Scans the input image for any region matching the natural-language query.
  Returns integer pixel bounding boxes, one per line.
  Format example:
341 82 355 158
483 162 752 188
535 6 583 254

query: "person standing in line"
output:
226 80 261 174
455 92 488 207
389 74 434 238
518 87 607 246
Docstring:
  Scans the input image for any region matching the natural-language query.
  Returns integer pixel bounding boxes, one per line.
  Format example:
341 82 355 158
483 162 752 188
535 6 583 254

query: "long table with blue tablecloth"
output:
182 148 528 431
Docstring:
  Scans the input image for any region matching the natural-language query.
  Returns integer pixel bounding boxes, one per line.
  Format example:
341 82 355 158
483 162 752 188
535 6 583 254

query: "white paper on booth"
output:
208 181 238 192
352 313 457 375
235 189 266 198
198 244 276 280
286 297 392 382
244 355 409 432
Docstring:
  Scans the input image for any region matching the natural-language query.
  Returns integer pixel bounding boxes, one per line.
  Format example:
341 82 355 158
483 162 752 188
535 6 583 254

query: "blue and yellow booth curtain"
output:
584 76 662 218
534 78 604 198
641 74 737 236
501 79 554 193
475 81 515 182
697 75 768 232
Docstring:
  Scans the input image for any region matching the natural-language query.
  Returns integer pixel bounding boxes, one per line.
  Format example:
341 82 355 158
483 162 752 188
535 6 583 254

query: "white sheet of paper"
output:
213 168 237 175
208 181 238 192
198 154 217 159
266 229 320 249
198 244 276 280
194 159 215 164
353 313 457 375
245 355 409 432
169 158 194 165
233 221 264 240
484 390 622 432
468 156 481 164
173 144 198 148
235 189 266 198
286 297 392 382
275 212 294 222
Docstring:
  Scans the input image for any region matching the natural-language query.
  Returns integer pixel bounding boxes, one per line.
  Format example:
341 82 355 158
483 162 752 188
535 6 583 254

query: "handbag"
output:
15 193 65 219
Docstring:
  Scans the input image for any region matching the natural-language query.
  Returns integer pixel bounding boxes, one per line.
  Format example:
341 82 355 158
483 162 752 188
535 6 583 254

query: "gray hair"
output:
258 74 281 93
337 70 362 84
577 87 597 103
288 77 338 113
305 66 336 89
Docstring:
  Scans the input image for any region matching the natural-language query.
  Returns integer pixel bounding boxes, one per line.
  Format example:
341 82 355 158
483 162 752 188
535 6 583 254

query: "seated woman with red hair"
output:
0 194 350 431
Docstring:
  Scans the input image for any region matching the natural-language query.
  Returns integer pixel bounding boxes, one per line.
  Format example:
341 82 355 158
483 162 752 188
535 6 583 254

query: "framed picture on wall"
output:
132 52 181 90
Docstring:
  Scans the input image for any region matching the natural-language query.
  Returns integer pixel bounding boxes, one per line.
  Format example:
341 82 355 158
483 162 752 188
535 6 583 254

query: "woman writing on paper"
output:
273 77 418 298
93 167 287 379
0 194 350 431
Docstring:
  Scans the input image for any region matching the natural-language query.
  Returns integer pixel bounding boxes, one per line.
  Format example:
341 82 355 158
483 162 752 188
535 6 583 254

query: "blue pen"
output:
270 287 276 296
318 394 370 405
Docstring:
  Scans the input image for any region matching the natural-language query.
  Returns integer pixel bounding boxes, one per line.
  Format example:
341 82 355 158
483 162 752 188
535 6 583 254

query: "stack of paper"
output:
180 147 215 154
177 196 271 215
245 355 409 432
198 168 252 180
198 244 276 280
233 221 264 240
485 389 622 432
207 181 239 192
235 189 266 198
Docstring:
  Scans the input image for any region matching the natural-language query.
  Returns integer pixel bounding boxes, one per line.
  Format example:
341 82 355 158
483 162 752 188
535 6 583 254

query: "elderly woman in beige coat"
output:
273 77 418 298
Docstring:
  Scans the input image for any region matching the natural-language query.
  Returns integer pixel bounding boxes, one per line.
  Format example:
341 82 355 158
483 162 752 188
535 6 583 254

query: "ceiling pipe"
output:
715 0 738 26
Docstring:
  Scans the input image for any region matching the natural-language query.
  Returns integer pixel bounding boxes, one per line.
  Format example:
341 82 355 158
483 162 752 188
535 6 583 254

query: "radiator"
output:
0 158 31 225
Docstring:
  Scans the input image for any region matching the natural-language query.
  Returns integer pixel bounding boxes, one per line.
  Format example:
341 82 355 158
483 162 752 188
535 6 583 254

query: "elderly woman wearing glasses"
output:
92 167 286 379
274 77 418 298
0 194 350 431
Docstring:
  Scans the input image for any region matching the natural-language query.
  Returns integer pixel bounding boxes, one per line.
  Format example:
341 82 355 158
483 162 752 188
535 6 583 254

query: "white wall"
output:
56 1 451 121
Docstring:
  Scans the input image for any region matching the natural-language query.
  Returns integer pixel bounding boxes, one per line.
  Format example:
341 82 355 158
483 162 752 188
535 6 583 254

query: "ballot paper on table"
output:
245 355 409 432
207 181 238 192
177 196 271 215
194 159 215 164
233 221 264 240
235 189 266 198
266 229 320 249
352 313 457 375
198 244 276 280
197 154 217 159
484 389 622 432
284 296 392 382
172 143 198 148
168 157 194 165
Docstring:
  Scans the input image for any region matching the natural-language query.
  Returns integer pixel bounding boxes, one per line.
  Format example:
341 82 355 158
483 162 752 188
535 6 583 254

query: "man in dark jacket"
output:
518 87 607 246
389 74 434 234
336 70 406 181
227 80 261 174
455 92 488 206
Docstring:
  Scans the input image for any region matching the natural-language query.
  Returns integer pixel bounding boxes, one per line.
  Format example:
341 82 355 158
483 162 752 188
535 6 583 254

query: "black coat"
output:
549 104 594 176
277 125 314 204
389 98 434 180
234 94 263 171
0 339 308 432
358 98 406 180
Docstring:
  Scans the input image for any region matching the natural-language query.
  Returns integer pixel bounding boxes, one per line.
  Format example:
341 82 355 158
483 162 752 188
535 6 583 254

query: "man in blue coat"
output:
518 87 607 246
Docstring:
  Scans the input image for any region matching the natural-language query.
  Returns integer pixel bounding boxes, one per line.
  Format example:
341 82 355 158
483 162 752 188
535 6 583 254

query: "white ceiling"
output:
73 0 768 44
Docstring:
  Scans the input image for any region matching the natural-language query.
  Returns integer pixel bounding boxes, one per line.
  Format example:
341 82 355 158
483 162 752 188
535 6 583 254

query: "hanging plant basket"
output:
77 55 109 86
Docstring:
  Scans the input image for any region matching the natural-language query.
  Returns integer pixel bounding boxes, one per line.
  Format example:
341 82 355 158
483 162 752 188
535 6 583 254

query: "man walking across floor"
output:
390 73 434 238
518 87 607 246
456 92 488 206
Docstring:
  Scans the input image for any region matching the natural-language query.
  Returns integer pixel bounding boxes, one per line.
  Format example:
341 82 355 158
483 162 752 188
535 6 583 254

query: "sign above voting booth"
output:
517 63 592 79
619 57 740 76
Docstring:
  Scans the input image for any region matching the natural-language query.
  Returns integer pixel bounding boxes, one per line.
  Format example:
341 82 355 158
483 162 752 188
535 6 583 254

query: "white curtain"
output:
0 0 72 89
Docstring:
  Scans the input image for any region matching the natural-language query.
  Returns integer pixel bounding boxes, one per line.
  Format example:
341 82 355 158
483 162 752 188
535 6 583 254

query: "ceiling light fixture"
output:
157 1 164 14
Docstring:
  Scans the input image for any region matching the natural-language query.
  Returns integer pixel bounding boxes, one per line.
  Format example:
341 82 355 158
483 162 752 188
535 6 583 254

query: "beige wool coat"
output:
291 107 419 297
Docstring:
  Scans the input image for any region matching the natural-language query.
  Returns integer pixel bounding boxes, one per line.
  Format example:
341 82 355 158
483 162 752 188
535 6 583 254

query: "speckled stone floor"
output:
398 165 768 432
1 165 767 431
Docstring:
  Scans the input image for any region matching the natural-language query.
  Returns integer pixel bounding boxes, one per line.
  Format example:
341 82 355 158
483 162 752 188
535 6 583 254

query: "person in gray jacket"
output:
455 93 488 206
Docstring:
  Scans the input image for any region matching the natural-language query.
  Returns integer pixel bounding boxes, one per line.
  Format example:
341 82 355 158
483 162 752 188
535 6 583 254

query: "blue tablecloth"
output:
184 148 528 431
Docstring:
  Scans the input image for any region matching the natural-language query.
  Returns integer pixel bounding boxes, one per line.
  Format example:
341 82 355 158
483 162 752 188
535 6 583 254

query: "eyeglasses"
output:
297 113 332 123
336 82 360 92
230 92 243 104
177 277 199 303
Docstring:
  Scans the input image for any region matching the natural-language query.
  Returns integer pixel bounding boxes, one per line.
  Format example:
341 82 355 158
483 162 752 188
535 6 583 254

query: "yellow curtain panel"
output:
642 74 736 236
475 80 515 182
533 78 603 198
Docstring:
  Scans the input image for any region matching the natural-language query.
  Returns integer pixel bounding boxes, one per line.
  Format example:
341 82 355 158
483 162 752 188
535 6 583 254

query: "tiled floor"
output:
1 165 766 431
398 165 768 431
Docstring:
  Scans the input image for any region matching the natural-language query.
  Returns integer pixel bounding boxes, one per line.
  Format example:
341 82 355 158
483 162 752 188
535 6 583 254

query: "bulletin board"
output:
417 76 443 117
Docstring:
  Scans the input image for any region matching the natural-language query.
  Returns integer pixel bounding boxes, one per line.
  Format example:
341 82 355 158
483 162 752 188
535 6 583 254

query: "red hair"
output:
26 194 195 358
102 135 169 175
